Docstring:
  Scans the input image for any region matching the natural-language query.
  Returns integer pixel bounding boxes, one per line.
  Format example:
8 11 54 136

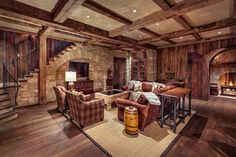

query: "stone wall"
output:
17 72 38 107
15 42 158 106
46 44 130 102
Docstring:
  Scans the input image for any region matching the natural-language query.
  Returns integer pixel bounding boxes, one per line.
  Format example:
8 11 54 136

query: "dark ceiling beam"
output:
153 0 195 43
192 33 203 40
82 0 175 44
153 0 192 30
153 0 203 40
139 18 236 44
109 0 224 37
53 0 86 23
0 0 155 50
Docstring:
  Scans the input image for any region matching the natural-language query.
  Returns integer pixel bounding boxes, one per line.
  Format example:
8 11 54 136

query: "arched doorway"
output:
204 48 236 97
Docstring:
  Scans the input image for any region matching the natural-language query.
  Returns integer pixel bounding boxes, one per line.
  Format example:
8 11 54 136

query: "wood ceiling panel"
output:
122 30 151 40
15 0 58 12
150 40 169 46
93 0 161 21
171 35 196 43
184 0 231 26
69 6 124 31
145 18 184 35
0 20 39 33
199 27 231 38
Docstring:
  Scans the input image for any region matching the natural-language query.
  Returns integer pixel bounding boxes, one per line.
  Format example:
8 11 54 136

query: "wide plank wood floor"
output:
0 97 236 157
0 103 108 157
167 96 236 157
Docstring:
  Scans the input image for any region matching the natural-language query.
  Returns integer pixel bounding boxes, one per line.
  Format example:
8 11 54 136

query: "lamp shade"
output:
65 71 77 82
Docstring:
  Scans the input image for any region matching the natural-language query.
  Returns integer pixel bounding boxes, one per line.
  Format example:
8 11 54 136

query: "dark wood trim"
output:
53 0 86 23
139 18 236 44
157 34 236 49
0 0 155 50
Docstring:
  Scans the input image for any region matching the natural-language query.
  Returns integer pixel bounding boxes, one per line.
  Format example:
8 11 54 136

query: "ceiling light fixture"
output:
156 23 160 26
179 36 183 39
139 35 142 38
133 9 137 13
86 15 90 18
218 31 222 34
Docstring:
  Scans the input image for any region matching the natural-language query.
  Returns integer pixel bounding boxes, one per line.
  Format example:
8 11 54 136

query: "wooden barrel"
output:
124 106 138 135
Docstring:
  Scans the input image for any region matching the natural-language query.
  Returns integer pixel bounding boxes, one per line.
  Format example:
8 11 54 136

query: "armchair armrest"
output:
122 85 128 91
80 94 93 102
115 98 149 115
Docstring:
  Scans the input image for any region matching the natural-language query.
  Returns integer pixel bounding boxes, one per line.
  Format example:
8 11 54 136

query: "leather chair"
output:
66 91 105 128
116 98 160 131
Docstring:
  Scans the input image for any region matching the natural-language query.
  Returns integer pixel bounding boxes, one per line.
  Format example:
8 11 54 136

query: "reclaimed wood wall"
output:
157 38 236 100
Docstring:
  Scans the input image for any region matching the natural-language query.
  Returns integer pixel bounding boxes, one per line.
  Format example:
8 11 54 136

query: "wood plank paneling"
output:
157 37 236 99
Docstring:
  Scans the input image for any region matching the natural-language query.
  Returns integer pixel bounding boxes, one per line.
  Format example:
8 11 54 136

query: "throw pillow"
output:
134 82 142 92
129 92 142 101
152 82 166 92
137 94 148 105
142 82 153 92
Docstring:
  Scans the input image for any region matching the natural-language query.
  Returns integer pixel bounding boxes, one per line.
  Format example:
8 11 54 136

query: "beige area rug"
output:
84 109 195 157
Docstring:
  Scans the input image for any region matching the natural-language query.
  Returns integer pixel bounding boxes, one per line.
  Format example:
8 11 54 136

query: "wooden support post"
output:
38 31 47 105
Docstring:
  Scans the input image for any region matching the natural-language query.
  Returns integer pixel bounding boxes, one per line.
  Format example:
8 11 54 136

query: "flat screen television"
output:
69 61 89 79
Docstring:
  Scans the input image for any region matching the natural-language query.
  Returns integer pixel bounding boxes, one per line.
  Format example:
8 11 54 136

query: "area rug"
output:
84 109 195 157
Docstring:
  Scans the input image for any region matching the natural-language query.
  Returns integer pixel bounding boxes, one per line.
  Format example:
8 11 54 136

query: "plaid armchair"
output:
66 91 105 128
53 86 68 113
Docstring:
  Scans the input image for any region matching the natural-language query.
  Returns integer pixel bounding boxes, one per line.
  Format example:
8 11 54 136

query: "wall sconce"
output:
65 71 77 91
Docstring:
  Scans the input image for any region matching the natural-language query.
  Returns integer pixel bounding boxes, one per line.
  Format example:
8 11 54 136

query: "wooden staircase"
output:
0 88 18 124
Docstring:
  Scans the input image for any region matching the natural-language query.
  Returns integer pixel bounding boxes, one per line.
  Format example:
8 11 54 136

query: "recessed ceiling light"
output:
86 15 90 18
139 35 142 38
218 31 222 34
156 23 160 26
179 36 183 39
133 9 137 13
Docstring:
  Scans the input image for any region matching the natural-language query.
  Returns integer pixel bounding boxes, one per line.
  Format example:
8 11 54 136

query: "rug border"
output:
160 112 197 157
71 112 196 157
71 119 113 157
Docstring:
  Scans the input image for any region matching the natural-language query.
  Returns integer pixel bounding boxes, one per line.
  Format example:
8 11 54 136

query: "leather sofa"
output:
116 81 176 131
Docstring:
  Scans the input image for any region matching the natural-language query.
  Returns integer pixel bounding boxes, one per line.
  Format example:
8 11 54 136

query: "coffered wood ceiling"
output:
0 0 235 50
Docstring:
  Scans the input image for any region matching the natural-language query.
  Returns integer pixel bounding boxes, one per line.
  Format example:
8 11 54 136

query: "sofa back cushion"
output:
154 85 177 94
137 94 148 105
152 82 166 91
129 92 142 101
142 82 153 92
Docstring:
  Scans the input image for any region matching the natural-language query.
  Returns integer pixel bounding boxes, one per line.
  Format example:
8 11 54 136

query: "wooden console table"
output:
75 80 93 94
159 87 192 133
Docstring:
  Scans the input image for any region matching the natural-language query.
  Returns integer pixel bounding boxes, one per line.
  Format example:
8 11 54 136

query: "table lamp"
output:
65 71 77 91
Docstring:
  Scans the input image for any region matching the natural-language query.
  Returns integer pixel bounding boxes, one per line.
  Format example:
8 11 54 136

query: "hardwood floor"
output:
0 103 108 157
167 97 236 157
0 97 235 157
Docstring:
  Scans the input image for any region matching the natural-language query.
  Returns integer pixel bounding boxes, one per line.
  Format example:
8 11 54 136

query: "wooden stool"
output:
124 106 138 135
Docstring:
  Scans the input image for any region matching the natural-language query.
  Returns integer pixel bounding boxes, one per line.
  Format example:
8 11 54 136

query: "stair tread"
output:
0 92 8 95
0 103 14 110
0 98 11 103
0 110 18 119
